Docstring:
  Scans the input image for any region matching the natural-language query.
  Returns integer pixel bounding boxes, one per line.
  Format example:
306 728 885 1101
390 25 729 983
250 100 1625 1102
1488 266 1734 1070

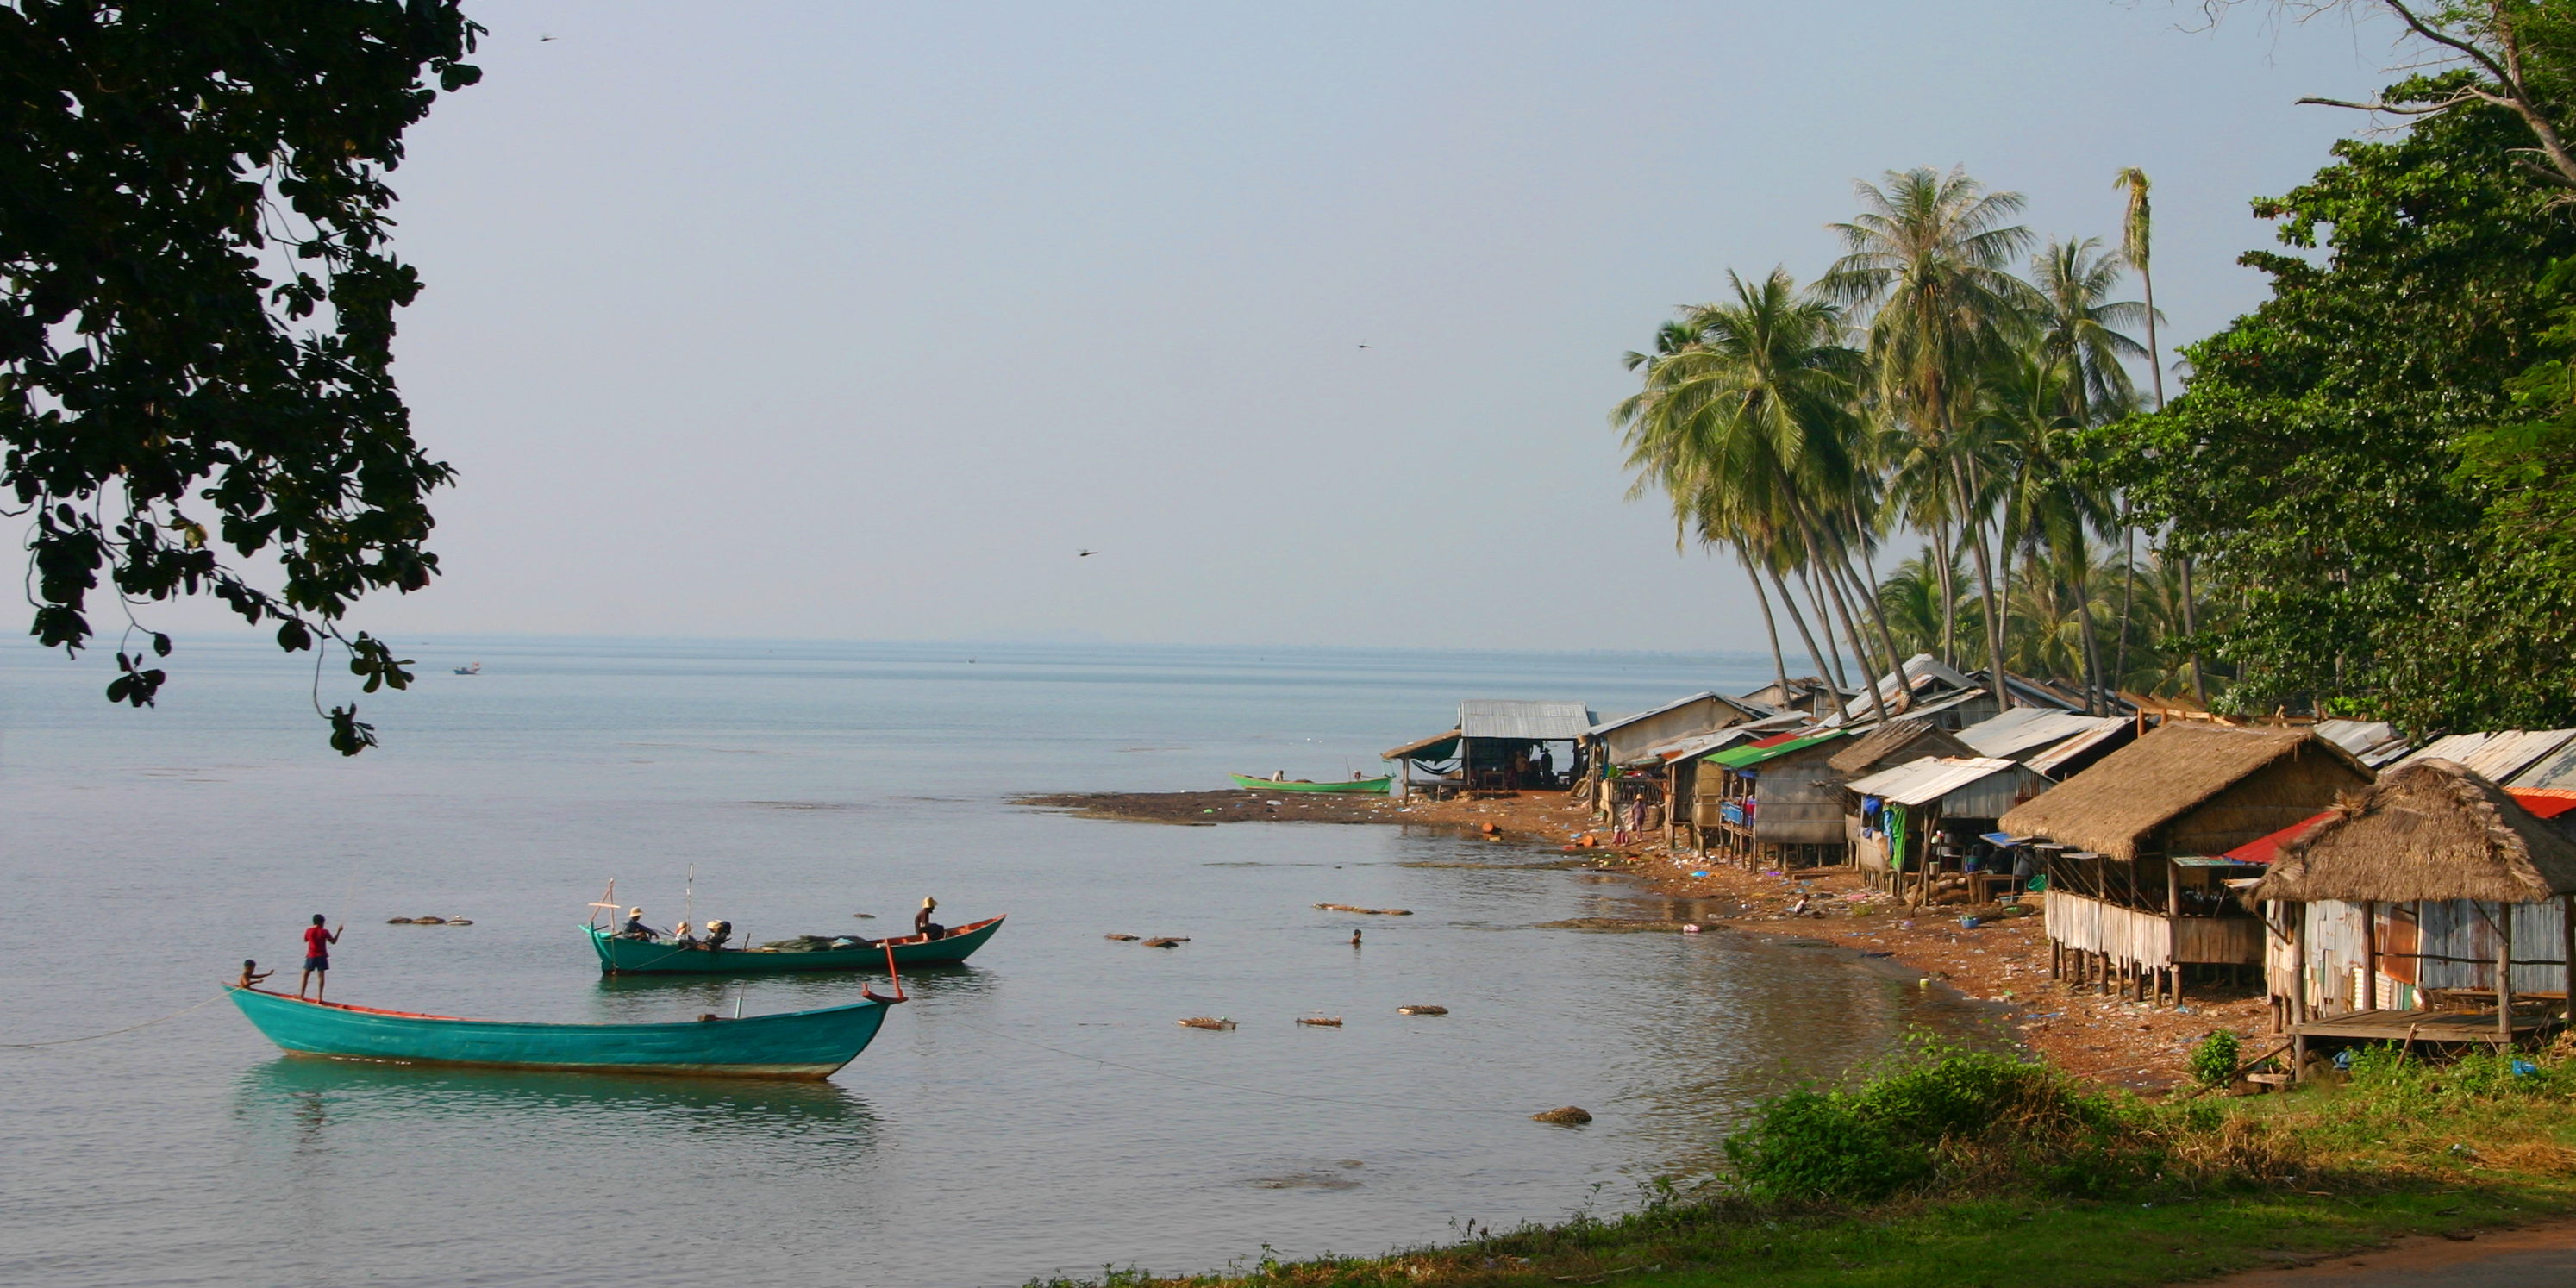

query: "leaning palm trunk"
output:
1739 549 1791 698
1797 562 1852 693
1766 564 1841 712
1812 556 1892 725
1932 515 1959 666
1824 514 1912 710
1951 458 2014 710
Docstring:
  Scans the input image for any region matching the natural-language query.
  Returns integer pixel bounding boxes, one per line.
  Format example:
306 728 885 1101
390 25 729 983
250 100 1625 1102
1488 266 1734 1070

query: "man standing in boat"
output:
298 914 341 1000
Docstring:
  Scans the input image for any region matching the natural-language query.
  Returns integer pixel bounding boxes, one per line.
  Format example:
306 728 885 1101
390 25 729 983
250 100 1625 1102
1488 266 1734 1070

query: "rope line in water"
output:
946 1018 1531 1116
0 991 228 1047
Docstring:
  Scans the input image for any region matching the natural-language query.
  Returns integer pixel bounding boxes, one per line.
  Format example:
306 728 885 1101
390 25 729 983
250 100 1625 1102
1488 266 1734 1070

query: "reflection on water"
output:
237 1055 878 1144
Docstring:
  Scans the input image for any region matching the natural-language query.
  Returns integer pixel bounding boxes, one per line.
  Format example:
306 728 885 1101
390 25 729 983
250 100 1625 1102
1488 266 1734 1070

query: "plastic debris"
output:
1397 1004 1449 1016
1178 1017 1236 1030
1681 924 1702 934
1296 1016 1343 1027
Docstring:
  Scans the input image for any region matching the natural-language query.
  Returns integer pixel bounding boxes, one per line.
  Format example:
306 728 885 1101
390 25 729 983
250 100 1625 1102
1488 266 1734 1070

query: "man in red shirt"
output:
299 914 341 1000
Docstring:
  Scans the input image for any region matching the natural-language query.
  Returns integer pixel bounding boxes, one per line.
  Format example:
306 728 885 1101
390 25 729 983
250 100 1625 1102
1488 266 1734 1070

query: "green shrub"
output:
1722 1087 1929 1204
2190 1031 2241 1088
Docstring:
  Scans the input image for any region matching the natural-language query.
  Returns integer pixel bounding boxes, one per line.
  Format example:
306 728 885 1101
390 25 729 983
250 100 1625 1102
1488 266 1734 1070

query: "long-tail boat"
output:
1228 773 1393 794
226 985 895 1079
585 915 1004 976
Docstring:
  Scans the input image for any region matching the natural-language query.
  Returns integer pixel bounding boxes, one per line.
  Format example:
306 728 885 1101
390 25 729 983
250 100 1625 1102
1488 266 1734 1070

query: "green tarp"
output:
1704 728 1846 770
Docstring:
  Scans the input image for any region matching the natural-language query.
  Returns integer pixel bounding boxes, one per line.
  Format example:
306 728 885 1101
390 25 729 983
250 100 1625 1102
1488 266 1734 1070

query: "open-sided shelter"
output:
2253 760 2576 1061
1998 722 2373 1005
1380 700 1594 798
1845 756 2051 896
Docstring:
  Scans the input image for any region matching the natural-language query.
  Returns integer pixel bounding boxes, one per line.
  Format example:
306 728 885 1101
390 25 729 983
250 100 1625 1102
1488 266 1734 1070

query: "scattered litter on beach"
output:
1178 1016 1236 1030
1397 1004 1448 1016
1530 1106 1591 1125
1296 1016 1343 1027
1104 934 1141 941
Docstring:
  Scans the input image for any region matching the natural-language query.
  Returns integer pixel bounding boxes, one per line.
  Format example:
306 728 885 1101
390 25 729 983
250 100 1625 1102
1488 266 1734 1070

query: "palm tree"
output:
2112 166 2199 704
1613 269 1894 720
1822 166 2041 705
2029 236 2148 423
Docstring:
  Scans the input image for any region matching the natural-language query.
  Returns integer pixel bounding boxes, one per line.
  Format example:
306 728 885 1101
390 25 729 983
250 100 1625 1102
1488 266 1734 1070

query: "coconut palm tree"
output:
1614 269 1898 720
1822 166 2041 707
2111 166 2199 703
2029 236 2148 424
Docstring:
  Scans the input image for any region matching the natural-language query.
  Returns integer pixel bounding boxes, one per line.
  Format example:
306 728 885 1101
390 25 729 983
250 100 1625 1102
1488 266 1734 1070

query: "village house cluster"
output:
1382 658 2576 1080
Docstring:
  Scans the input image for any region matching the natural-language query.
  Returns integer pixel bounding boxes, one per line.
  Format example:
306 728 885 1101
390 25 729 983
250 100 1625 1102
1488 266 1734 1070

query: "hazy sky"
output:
125 3 2412 653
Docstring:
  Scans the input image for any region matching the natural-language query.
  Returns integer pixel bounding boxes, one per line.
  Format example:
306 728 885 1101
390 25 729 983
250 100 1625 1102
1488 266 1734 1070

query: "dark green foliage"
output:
0 1 479 751
2096 71 2576 732
1723 1039 2141 1204
2190 1030 2241 1089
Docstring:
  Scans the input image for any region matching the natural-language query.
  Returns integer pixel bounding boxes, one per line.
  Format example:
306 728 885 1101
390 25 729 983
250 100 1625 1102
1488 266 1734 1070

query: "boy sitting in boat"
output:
238 960 272 989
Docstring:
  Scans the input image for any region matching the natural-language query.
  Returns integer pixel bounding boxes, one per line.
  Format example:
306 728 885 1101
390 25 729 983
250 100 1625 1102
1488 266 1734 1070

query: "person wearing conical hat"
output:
914 897 946 941
619 906 659 941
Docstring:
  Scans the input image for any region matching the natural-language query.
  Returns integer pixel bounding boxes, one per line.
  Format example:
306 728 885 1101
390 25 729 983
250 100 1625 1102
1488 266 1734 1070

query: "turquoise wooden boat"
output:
1229 773 1393 794
226 985 892 1079
585 914 1004 976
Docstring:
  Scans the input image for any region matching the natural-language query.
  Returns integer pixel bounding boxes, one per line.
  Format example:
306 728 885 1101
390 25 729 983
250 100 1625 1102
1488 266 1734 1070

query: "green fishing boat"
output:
585 915 1004 976
226 985 894 1079
1228 774 1393 794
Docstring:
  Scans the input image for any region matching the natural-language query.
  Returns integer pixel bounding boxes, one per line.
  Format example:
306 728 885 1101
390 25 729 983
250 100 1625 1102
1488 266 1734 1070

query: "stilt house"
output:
1998 723 2373 1005
2252 760 2576 1066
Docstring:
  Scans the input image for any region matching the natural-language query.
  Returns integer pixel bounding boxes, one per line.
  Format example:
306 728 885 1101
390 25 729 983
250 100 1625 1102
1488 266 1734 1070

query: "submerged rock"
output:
1532 1106 1592 1125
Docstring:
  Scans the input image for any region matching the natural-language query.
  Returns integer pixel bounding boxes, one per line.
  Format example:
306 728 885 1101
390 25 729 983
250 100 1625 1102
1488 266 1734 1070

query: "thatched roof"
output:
2254 760 2576 904
1998 722 2370 862
1828 718 1973 775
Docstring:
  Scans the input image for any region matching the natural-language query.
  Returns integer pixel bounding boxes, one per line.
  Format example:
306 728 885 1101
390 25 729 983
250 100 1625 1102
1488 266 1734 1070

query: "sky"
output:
93 2 2420 653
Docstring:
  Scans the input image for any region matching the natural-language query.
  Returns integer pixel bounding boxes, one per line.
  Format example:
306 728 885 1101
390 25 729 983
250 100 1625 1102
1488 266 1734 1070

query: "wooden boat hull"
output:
227 985 888 1080
586 915 1004 976
1229 774 1393 794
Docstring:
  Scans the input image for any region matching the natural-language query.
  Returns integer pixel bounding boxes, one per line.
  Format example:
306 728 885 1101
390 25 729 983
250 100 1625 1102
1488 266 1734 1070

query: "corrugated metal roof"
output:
1631 728 1756 766
2508 735 2576 791
1845 756 2024 807
2398 728 2576 783
1589 691 1748 737
1955 711 2125 760
2025 721 2133 778
1706 728 1845 769
1457 700 1596 741
2314 718 2410 766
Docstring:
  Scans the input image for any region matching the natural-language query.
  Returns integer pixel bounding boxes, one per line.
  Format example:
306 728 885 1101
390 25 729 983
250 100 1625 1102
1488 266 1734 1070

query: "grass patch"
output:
1029 1038 2576 1287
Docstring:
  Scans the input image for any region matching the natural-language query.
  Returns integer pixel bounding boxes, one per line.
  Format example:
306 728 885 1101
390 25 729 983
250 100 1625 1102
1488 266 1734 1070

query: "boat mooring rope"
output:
947 1018 1534 1116
0 991 228 1048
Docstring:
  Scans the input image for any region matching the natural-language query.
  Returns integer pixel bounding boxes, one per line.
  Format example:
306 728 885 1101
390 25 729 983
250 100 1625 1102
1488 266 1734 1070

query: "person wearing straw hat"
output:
914 897 947 941
618 907 659 941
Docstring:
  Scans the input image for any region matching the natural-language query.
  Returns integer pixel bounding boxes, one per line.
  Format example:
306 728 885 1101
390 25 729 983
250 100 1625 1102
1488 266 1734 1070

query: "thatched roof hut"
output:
2254 760 2576 904
1827 718 1973 776
1998 722 2372 862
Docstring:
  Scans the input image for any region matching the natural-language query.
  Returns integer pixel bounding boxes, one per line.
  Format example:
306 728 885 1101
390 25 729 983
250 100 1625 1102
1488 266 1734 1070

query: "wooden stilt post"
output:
2498 901 2517 1047
2562 893 2575 1032
2362 900 2378 1013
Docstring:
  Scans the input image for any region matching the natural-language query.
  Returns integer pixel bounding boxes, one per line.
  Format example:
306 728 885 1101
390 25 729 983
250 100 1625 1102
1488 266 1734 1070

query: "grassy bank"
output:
1032 1040 2576 1287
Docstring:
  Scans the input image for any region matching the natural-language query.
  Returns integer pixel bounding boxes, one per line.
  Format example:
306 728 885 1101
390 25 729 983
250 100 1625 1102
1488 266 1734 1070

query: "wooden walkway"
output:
2292 1007 2563 1047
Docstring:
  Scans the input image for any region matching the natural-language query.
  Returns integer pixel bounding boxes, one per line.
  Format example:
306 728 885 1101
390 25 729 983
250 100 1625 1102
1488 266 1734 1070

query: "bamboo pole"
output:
2363 900 2379 1014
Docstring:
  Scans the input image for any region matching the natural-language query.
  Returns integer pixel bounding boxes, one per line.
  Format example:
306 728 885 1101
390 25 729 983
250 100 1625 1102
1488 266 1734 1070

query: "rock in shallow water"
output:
1531 1106 1592 1125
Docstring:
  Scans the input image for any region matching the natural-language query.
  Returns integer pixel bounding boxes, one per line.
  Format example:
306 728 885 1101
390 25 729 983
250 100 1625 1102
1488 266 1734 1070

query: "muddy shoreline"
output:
1020 787 2267 1090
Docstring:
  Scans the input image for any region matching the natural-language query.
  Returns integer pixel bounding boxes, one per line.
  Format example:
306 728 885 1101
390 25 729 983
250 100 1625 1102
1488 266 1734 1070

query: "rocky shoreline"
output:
1020 786 2267 1090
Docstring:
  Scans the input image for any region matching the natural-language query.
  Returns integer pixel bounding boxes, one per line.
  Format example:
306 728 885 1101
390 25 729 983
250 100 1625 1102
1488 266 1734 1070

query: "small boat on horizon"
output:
1228 773 1392 795
453 661 481 675
585 916 1005 976
225 985 896 1080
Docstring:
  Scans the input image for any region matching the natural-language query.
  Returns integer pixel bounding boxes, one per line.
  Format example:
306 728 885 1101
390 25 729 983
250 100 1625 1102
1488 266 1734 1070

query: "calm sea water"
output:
0 637 1998 1288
